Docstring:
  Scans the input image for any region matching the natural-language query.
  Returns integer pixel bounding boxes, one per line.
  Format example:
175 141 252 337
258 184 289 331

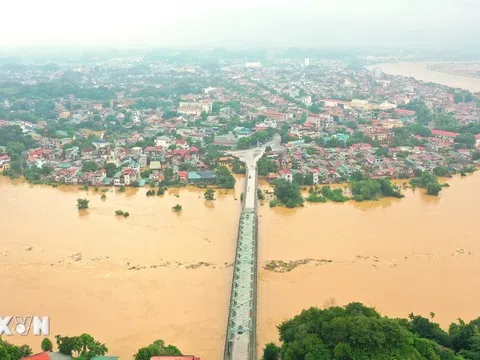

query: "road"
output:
228 134 280 210
228 134 281 169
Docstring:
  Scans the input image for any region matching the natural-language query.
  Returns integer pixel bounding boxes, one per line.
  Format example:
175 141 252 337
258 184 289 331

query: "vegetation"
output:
411 172 443 196
306 192 327 203
273 179 304 208
157 187 166 195
115 210 130 218
172 204 182 212
204 188 215 200
257 188 265 200
146 189 156 196
257 157 277 176
0 338 32 360
81 160 97 172
101 193 107 200
134 339 182 360
76 198 89 210
118 185 126 192
215 165 235 189
41 338 53 352
232 160 246 174
263 302 480 360
319 186 349 202
350 178 404 201
55 333 108 359
237 128 276 149
433 166 450 177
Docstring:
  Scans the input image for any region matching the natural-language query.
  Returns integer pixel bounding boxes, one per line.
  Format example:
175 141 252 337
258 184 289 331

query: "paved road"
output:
228 134 281 169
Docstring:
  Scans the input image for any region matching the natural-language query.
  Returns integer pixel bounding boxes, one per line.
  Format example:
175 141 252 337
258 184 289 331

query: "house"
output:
21 352 73 360
177 171 188 183
150 356 200 360
475 134 480 148
279 168 293 182
188 171 216 183
431 129 459 141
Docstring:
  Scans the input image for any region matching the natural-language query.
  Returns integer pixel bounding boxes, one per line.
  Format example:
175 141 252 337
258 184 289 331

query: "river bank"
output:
369 62 480 92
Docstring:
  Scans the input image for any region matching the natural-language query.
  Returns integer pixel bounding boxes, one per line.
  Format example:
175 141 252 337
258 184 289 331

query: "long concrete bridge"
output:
223 135 281 360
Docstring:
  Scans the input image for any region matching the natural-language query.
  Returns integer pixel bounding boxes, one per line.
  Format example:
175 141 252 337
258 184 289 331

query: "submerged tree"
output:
204 188 215 200
76 198 89 210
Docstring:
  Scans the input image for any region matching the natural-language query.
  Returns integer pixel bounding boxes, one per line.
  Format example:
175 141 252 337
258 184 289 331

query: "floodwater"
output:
371 62 480 92
1 172 480 359
257 173 480 353
0 176 244 359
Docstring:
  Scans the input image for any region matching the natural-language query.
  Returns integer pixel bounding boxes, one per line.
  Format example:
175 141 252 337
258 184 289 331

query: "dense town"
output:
1 56 479 200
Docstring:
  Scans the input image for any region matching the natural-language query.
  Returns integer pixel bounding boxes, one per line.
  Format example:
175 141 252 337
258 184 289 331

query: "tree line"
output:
0 335 183 360
263 302 480 360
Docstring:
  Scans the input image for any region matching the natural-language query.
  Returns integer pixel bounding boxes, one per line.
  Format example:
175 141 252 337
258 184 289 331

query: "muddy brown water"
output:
1 173 479 359
370 62 480 92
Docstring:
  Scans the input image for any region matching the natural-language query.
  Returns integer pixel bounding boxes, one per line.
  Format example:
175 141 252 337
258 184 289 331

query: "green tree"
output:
215 166 235 189
454 133 476 149
172 204 182 212
293 173 305 185
273 179 304 208
204 188 215 200
41 338 54 352
82 161 97 172
433 166 449 177
103 163 117 178
257 157 276 176
135 339 182 360
56 334 107 359
268 303 465 360
76 198 89 210
262 343 280 360
232 160 246 174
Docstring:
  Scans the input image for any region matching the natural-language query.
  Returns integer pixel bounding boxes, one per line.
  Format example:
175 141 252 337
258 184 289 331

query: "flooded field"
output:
257 173 480 352
1 172 479 359
0 176 245 359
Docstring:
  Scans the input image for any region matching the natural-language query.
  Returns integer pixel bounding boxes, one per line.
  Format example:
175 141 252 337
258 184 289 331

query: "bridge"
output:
223 135 280 360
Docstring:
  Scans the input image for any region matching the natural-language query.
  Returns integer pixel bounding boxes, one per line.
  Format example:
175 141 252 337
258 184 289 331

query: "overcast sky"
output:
1 0 479 48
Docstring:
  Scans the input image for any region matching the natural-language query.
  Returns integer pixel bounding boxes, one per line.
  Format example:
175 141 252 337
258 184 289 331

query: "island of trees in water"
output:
263 302 480 360
267 169 468 208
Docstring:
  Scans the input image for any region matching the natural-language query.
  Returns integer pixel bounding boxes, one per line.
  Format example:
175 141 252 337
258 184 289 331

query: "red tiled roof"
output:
150 356 200 360
21 352 49 360
431 129 459 138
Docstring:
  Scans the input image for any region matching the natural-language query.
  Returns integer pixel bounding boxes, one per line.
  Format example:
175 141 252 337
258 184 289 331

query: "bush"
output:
41 338 53 352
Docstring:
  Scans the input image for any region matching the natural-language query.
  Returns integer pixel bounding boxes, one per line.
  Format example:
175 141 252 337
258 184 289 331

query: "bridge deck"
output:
224 167 258 360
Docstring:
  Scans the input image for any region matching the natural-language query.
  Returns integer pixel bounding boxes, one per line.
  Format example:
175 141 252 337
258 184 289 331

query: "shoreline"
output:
3 170 478 207
369 62 480 92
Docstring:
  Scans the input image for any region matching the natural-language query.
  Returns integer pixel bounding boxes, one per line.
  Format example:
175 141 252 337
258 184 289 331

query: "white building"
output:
302 96 312 107
304 58 310 66
245 62 262 68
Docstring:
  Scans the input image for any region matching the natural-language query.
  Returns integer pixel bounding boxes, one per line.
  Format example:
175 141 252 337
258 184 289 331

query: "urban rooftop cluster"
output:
0 56 479 195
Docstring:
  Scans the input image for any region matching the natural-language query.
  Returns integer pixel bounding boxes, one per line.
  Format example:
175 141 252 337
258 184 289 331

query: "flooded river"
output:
1 172 479 359
257 173 480 353
371 62 480 92
0 176 244 359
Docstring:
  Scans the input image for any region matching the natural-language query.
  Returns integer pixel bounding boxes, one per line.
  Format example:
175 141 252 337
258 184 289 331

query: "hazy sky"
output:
1 0 479 48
